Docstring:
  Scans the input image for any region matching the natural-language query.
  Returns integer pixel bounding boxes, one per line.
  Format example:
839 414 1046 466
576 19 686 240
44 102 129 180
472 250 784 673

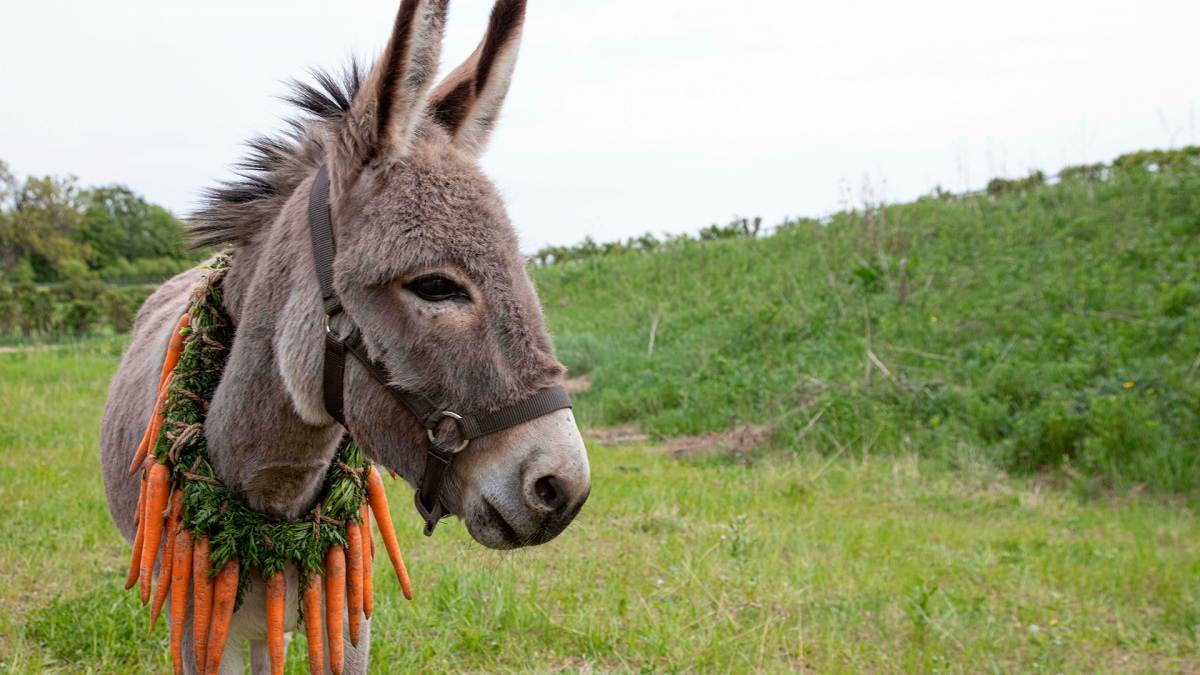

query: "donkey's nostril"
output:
530 474 565 512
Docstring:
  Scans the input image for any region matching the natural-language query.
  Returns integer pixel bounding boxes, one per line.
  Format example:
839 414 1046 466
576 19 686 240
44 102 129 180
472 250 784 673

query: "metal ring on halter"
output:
324 313 339 339
427 411 470 453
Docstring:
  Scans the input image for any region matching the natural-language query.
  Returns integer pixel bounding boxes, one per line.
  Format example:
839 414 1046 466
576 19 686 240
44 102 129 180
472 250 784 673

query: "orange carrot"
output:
149 489 184 632
192 535 214 675
325 546 346 675
204 559 239 675
170 529 193 675
266 570 286 675
129 312 189 475
360 505 374 619
346 522 364 648
140 463 171 605
126 471 149 590
364 504 375 560
164 314 190 362
303 571 324 675
128 375 173 476
366 467 412 600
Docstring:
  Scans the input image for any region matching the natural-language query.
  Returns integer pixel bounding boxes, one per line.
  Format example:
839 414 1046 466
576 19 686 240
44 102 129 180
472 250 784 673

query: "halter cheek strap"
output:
307 165 572 536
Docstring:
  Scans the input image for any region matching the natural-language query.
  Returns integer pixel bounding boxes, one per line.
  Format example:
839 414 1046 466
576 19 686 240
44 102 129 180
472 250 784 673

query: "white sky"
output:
2 1 1197 251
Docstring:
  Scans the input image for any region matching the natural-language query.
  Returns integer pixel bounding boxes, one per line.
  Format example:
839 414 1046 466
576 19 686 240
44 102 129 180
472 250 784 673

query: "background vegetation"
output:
536 146 1200 495
0 159 205 340
1 341 1197 673
1 148 1197 672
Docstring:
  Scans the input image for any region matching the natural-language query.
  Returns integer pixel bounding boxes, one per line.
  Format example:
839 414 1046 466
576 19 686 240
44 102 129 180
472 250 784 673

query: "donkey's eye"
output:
406 275 469 302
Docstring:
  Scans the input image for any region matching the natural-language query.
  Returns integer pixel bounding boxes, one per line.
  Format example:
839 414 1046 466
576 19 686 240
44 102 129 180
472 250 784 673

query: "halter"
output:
307 165 572 536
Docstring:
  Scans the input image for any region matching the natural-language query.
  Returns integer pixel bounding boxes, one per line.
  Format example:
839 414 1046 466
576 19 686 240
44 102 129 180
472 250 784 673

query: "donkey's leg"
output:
249 640 270 674
319 605 371 674
341 616 371 675
179 599 198 675
248 634 291 675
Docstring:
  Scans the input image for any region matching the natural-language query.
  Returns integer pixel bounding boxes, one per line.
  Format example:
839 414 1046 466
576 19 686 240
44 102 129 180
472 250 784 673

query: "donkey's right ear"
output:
426 0 527 157
339 0 450 167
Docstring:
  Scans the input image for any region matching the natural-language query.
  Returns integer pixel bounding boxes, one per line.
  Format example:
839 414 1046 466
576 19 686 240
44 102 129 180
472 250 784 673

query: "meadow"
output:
2 153 1199 672
1 341 1198 673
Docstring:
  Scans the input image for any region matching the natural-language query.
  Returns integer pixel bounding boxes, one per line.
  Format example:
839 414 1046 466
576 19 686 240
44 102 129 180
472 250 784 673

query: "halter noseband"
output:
307 165 572 536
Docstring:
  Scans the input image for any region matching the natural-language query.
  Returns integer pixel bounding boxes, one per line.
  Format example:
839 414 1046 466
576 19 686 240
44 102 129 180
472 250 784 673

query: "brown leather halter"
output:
307 165 572 536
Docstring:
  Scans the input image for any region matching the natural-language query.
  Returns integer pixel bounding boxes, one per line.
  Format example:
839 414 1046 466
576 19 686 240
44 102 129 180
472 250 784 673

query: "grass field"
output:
2 154 1198 672
2 342 1198 673
536 160 1200 494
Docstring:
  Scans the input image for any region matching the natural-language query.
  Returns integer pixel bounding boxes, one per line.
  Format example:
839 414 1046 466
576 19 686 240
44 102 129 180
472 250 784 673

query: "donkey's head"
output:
327 0 588 549
199 0 588 549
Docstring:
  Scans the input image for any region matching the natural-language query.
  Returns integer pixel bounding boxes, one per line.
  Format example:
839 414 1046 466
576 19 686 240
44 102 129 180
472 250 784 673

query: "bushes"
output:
534 148 1200 493
0 283 152 339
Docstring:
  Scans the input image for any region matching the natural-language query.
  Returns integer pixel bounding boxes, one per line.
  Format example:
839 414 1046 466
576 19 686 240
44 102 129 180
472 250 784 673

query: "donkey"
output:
99 1 590 672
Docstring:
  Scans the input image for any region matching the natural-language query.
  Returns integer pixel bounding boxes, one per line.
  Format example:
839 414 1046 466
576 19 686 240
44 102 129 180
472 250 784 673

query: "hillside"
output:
533 149 1200 493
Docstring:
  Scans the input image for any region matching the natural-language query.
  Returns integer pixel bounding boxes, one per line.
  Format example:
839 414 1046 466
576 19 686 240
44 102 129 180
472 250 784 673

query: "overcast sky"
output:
2 1 1197 251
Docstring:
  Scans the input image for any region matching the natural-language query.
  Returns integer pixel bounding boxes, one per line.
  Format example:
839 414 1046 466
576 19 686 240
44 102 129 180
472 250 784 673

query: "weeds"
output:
536 154 1200 494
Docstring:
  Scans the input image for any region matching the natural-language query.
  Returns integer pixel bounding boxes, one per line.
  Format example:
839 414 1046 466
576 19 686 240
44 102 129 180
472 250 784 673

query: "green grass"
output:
2 343 1199 673
536 164 1200 493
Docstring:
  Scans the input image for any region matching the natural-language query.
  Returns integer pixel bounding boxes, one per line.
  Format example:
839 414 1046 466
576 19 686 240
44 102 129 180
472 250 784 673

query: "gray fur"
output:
99 1 589 672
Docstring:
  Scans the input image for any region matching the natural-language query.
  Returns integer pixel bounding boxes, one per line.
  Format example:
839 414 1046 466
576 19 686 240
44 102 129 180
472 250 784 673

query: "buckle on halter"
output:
427 411 470 453
324 309 345 340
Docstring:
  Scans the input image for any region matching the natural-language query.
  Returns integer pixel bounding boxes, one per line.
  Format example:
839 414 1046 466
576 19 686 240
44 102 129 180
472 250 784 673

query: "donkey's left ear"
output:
341 0 450 166
427 0 526 157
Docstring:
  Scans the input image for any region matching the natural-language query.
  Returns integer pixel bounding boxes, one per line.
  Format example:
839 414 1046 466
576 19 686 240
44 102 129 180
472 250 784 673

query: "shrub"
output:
59 299 101 335
15 282 53 337
1006 395 1089 473
0 287 15 337
101 289 140 333
986 170 1047 197
555 331 606 376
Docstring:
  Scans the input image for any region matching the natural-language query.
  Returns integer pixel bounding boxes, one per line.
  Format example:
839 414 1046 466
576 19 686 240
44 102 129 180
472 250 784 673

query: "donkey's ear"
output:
342 0 450 165
427 0 526 157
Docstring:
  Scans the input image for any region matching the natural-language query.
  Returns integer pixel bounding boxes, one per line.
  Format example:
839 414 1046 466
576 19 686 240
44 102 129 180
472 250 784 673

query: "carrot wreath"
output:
123 257 416 675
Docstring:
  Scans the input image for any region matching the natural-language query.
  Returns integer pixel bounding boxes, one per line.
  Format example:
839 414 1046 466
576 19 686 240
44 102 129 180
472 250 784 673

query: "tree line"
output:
0 159 205 339
0 159 205 284
532 146 1200 268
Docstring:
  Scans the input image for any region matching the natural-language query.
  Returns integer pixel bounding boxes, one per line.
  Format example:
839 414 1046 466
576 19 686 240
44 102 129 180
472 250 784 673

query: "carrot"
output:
169 529 193 675
266 570 286 675
140 463 171 605
325 545 346 675
204 559 239 675
366 467 412 600
303 571 324 675
364 504 375 560
192 535 214 675
127 312 188 475
345 522 364 647
128 391 162 475
126 471 149 590
129 313 188 477
360 505 374 619
149 489 184 633
128 374 174 476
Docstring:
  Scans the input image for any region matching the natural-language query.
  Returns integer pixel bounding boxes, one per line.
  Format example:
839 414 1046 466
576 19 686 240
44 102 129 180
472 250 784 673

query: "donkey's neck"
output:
205 184 342 520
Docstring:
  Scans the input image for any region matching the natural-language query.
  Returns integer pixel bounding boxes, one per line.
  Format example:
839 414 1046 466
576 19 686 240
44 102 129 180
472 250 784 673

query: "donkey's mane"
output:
189 63 366 249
